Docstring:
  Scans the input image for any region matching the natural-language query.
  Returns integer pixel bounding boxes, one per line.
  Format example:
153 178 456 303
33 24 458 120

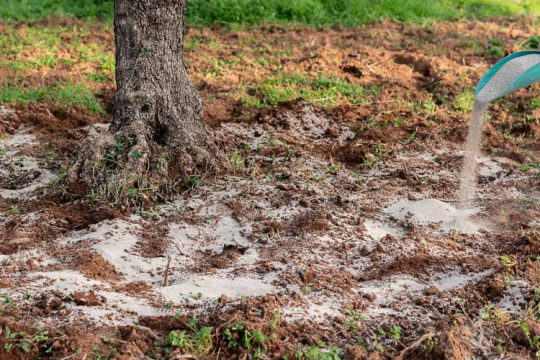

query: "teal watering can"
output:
475 50 540 104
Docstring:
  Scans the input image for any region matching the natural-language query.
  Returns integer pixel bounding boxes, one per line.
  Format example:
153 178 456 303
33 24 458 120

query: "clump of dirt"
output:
285 210 330 236
208 244 248 269
71 291 106 306
74 251 120 281
138 223 170 258
113 281 153 295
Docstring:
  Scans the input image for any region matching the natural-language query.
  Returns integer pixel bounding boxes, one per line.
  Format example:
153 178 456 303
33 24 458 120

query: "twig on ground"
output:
395 332 435 360
163 256 171 287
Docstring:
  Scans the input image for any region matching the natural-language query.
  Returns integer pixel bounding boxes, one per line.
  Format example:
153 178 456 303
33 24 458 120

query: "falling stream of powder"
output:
457 100 488 207
458 53 540 206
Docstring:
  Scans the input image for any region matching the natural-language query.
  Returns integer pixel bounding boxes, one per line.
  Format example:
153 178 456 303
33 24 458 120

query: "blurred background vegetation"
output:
1 0 539 25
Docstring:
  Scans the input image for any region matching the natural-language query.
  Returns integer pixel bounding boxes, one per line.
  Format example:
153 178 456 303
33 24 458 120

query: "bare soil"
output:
2 17 540 359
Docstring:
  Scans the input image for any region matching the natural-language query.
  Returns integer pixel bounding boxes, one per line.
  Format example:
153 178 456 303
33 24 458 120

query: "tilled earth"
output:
2 17 540 360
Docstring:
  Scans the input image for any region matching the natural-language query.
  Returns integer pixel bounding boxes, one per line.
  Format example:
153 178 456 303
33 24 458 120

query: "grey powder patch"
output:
385 198 482 234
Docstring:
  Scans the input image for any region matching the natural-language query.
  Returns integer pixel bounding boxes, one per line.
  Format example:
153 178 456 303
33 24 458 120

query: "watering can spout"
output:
475 50 540 104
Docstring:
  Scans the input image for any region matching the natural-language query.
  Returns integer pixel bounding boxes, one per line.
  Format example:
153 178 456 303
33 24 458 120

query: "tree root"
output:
67 121 225 206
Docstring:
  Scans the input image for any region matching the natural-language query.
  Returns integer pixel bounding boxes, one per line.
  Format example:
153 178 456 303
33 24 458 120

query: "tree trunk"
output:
70 0 221 204
113 0 203 147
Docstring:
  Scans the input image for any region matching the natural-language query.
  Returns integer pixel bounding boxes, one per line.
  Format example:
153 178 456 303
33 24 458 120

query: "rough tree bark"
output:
69 0 221 203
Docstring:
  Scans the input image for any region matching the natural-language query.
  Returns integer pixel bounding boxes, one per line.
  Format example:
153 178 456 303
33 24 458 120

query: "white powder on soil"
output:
385 198 482 234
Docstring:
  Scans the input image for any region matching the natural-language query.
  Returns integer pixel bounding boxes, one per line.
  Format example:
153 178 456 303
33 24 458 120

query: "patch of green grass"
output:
0 87 45 105
247 74 373 108
295 345 343 360
0 84 103 113
521 162 540 175
0 0 113 21
523 35 540 50
50 84 103 113
187 0 540 27
167 317 213 357
0 0 538 25
486 37 506 57
222 322 269 358
532 96 540 109
454 91 475 113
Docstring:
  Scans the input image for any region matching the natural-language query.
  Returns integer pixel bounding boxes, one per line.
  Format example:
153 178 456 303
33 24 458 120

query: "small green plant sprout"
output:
222 321 268 357
7 205 21 215
520 320 540 356
184 174 202 188
130 149 143 159
1 327 52 355
167 317 213 357
480 305 510 323
302 284 313 294
340 311 366 334
326 163 340 175
521 163 540 175
295 345 343 360
363 143 388 167
53 165 68 184
419 94 437 116
486 38 505 58
523 36 540 50
230 150 246 171
500 255 517 268
454 91 474 114
269 309 281 330
531 96 540 109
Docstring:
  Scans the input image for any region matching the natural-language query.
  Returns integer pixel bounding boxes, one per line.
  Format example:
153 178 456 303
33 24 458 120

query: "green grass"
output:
0 84 104 113
0 0 538 25
244 74 378 108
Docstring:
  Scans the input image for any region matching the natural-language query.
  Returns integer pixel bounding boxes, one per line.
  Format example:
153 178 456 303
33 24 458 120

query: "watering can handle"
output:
475 50 540 103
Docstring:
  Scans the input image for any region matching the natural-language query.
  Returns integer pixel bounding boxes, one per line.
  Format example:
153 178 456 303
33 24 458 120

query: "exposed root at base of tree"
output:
67 121 226 206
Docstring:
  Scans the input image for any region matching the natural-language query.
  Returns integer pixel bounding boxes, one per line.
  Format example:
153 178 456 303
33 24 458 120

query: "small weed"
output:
500 255 517 268
130 149 143 159
455 91 474 113
418 95 438 115
7 205 21 215
521 163 540 175
53 166 68 184
363 143 388 167
388 325 401 342
230 150 246 171
532 96 540 110
184 174 202 188
523 36 540 50
1 327 53 355
295 345 342 360
486 38 505 58
326 163 340 175
222 322 269 357
340 311 366 334
520 321 540 356
167 317 213 356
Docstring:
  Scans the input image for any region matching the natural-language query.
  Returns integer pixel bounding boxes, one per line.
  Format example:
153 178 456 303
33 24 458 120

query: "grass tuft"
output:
0 84 104 113
245 74 377 108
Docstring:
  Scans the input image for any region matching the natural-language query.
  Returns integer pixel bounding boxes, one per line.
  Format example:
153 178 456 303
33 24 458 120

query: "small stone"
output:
363 293 376 302
218 294 231 304
424 285 441 296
